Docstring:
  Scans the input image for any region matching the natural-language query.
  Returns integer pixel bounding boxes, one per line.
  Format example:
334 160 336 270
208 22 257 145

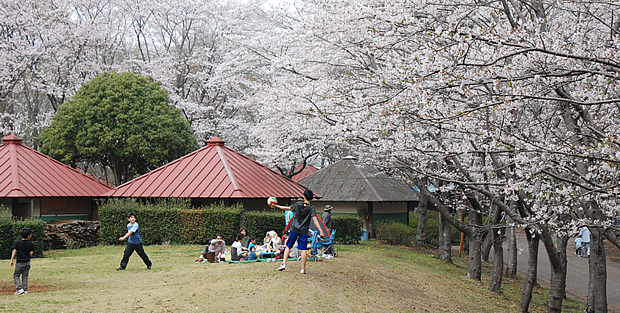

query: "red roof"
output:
105 137 311 198
0 135 112 197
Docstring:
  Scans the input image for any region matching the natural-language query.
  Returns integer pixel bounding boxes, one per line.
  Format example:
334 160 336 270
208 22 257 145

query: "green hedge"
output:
375 221 415 246
243 211 286 241
100 199 243 246
331 214 363 244
180 203 243 245
0 209 45 259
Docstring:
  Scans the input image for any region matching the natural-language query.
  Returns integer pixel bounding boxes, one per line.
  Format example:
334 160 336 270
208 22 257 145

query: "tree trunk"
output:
489 224 504 294
519 227 539 313
481 229 493 262
548 234 568 313
438 212 452 263
505 216 518 279
467 209 483 280
587 227 607 313
416 192 428 246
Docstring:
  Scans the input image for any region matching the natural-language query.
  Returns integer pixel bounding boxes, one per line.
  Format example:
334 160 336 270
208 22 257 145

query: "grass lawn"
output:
0 242 584 312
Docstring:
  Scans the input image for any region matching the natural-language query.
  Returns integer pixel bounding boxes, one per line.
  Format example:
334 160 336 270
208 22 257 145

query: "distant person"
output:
270 189 325 274
231 233 248 261
117 212 152 270
248 236 258 261
239 227 250 248
322 205 332 235
197 234 226 262
285 209 294 227
575 235 582 257
263 231 280 251
578 226 591 258
10 227 34 295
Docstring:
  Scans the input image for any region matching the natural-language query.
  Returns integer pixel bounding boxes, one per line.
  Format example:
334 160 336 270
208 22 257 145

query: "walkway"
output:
508 232 620 312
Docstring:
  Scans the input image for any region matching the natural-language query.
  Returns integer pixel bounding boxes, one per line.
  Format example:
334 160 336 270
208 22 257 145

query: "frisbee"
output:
267 197 277 206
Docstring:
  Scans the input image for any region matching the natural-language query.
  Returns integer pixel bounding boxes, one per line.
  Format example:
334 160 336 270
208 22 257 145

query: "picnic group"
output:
9 189 332 295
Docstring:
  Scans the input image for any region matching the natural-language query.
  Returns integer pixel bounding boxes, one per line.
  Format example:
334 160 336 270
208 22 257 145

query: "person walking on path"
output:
117 212 152 270
578 226 591 258
270 189 325 274
10 228 34 295
322 205 332 235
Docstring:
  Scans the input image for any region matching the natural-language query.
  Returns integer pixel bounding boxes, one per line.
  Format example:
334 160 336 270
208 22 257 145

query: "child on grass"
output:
10 228 34 295
117 212 152 270
248 236 258 261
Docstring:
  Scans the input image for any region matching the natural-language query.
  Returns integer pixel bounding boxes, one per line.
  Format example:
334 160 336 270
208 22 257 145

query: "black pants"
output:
120 243 152 269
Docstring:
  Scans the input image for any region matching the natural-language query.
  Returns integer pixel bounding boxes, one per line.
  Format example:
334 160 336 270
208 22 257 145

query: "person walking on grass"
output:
270 189 325 274
117 212 152 271
10 228 34 295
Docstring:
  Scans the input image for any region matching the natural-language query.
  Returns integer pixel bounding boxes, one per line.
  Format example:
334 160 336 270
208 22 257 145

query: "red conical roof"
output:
0 135 112 197
105 137 312 198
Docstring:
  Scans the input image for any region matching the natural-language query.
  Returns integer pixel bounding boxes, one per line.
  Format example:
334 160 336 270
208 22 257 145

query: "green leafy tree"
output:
38 72 197 186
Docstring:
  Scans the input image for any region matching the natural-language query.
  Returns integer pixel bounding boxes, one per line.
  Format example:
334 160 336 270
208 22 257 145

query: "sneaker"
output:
147 265 152 270
300 268 306 274
277 263 286 271
23 291 28 295
116 267 125 271
14 289 24 295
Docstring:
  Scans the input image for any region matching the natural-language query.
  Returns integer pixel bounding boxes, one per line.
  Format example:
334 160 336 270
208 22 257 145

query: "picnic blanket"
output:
228 257 297 264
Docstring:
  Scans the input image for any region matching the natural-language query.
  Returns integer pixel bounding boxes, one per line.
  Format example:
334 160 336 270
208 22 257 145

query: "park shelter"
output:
298 156 418 237
0 135 112 221
104 137 312 209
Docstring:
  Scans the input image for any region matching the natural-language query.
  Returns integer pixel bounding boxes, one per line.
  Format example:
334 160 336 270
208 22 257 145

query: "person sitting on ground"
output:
248 236 258 261
263 230 280 251
274 231 289 259
197 234 226 262
231 233 248 261
239 227 250 248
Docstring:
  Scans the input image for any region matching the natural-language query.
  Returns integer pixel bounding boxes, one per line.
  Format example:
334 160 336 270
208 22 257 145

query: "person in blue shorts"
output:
270 189 325 274
117 212 152 270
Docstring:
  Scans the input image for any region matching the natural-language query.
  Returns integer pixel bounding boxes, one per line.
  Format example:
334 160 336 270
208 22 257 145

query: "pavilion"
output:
0 135 112 221
298 156 418 237
104 137 312 209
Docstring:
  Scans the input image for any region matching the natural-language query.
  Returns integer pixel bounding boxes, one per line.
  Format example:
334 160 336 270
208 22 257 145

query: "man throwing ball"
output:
270 189 325 274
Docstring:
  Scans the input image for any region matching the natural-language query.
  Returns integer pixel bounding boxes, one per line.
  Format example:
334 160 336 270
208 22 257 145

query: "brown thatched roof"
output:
298 156 418 202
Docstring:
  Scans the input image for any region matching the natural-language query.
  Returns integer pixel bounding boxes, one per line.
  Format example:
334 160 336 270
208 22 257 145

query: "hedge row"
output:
332 214 364 244
179 204 243 245
0 210 45 259
99 199 363 246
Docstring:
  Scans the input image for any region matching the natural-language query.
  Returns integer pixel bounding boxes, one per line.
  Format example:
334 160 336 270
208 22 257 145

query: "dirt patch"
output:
0 282 54 296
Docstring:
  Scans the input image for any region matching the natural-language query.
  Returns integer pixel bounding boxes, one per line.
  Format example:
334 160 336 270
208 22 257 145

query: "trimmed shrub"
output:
13 219 46 257
375 221 415 246
179 203 243 245
331 214 363 244
0 208 45 259
243 211 286 241
0 210 14 259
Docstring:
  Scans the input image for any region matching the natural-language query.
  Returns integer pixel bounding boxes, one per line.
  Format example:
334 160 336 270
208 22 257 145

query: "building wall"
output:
40 198 93 221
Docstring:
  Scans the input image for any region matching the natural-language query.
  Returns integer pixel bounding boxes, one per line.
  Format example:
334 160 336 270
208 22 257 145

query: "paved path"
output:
506 233 620 312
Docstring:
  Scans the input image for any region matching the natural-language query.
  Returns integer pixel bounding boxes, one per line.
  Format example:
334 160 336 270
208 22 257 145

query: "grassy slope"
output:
0 242 584 312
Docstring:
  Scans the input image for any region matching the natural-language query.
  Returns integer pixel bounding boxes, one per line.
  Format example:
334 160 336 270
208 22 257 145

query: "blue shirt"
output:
579 227 591 243
127 222 142 244
285 210 294 226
